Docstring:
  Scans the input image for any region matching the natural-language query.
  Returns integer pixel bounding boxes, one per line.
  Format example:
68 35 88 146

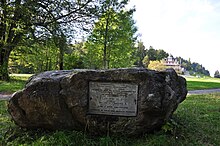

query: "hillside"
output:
136 44 210 76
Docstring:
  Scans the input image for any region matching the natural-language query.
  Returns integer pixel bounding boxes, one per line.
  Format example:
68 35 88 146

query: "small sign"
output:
88 82 138 116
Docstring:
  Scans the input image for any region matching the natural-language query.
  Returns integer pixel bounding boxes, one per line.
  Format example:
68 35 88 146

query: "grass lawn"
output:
185 76 220 90
0 74 33 93
1 94 220 145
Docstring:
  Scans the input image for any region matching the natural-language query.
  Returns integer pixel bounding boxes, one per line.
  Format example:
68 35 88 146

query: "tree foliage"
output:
84 2 137 69
147 46 157 61
9 39 88 74
1 0 211 78
0 0 29 80
214 70 220 78
142 55 150 68
3 0 138 74
64 41 86 70
0 0 99 80
9 39 59 73
138 45 169 68
177 57 210 76
148 60 166 71
135 41 146 67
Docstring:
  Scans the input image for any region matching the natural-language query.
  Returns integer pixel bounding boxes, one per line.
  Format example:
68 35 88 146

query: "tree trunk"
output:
0 48 11 81
103 12 110 69
59 47 64 70
53 33 66 71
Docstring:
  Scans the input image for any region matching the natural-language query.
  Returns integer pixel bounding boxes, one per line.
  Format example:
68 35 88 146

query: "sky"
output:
128 0 220 76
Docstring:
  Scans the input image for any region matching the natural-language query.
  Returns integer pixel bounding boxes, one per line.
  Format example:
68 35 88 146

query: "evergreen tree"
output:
147 46 157 61
214 70 220 78
135 41 146 67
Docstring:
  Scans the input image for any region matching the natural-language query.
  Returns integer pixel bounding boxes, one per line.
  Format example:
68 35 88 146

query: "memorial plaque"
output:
88 82 138 116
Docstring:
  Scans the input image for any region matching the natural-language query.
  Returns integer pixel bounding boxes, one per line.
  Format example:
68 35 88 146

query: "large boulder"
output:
8 68 187 136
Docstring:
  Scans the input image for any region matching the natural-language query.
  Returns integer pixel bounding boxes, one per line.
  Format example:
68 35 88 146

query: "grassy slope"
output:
185 76 220 90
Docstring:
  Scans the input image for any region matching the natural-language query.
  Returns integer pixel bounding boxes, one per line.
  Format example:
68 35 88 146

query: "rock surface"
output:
8 68 187 136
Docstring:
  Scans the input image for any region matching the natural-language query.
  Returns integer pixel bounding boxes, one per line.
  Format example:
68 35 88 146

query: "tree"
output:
142 47 168 68
135 41 146 67
9 39 59 73
84 2 137 69
52 32 67 70
214 70 220 78
97 0 132 69
146 46 157 61
156 49 169 61
0 0 98 80
148 60 166 71
0 0 30 80
142 55 150 68
64 41 86 69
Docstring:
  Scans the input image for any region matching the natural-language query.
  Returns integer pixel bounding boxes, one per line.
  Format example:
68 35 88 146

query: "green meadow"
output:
0 74 33 93
185 76 220 90
0 74 220 145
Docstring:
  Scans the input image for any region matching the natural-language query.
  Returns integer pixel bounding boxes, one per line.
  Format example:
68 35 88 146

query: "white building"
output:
164 56 183 74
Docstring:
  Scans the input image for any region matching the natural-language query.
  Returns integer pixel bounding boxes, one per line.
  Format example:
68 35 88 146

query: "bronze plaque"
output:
88 82 138 116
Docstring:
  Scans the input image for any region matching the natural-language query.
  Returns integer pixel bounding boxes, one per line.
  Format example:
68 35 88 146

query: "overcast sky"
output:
128 0 220 76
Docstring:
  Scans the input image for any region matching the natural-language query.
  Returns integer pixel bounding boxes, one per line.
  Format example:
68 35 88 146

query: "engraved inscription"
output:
88 82 138 116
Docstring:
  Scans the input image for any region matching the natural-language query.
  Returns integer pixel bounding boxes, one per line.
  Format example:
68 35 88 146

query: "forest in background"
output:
9 40 210 76
0 0 210 81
